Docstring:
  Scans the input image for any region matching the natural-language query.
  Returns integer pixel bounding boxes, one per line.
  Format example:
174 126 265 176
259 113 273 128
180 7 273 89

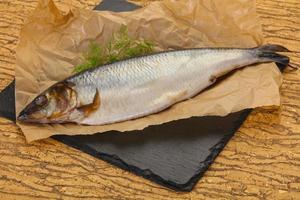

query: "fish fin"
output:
209 75 217 83
166 90 188 103
77 90 101 117
256 44 299 70
256 44 289 66
256 44 291 53
257 51 290 67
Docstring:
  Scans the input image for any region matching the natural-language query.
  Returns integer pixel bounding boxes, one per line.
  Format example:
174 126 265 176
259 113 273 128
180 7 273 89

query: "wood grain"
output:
0 0 299 199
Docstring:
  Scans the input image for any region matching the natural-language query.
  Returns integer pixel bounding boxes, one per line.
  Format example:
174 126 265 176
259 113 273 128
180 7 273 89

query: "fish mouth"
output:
17 113 46 123
17 110 37 123
17 112 30 122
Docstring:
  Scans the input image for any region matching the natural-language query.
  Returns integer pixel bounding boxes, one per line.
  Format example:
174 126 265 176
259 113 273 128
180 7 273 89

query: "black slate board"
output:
0 0 285 191
95 0 141 11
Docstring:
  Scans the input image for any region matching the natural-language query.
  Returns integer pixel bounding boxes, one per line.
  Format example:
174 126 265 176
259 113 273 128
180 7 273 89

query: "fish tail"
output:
255 44 290 66
257 51 290 66
256 44 291 53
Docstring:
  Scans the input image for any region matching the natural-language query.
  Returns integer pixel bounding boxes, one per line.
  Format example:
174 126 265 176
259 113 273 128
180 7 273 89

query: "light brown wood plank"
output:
0 0 299 199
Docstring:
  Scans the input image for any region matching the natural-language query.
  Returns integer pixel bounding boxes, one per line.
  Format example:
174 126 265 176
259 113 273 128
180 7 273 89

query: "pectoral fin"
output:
77 90 101 117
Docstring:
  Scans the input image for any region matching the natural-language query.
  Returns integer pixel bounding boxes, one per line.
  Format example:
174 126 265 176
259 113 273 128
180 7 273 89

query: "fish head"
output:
17 82 78 123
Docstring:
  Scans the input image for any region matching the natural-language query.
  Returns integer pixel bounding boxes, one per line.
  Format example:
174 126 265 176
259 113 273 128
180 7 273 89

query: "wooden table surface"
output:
0 0 299 199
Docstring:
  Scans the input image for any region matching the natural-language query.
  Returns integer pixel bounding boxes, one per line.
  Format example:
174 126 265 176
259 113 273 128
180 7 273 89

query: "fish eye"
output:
35 95 48 106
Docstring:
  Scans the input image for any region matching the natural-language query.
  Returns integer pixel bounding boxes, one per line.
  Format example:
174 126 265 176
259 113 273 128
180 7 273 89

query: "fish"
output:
17 44 291 125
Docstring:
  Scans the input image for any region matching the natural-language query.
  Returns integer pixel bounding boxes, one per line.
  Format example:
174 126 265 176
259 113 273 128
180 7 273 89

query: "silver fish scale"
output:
67 48 255 125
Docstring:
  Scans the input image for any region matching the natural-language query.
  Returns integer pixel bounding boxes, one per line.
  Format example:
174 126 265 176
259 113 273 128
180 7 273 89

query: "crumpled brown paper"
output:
15 0 282 142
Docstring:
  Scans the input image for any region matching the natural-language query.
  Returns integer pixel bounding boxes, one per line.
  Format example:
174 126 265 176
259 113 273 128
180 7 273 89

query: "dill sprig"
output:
74 25 155 73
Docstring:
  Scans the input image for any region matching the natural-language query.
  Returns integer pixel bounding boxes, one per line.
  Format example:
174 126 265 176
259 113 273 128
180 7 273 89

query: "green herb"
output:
74 25 155 73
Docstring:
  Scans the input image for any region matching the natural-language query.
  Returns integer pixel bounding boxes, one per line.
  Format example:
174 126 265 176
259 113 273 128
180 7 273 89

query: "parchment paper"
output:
15 0 282 142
